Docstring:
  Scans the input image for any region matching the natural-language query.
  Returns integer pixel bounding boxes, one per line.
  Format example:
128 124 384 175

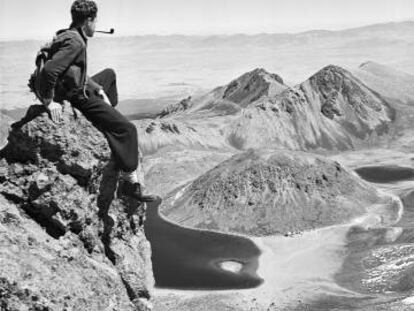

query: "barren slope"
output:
160 149 398 236
353 61 414 104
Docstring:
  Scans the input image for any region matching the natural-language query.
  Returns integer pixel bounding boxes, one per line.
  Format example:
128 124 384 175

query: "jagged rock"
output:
0 196 136 310
160 149 399 236
158 96 193 118
0 112 13 149
0 103 154 310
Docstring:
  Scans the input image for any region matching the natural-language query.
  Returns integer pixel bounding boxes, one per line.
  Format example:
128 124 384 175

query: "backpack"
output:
27 29 75 103
27 40 54 103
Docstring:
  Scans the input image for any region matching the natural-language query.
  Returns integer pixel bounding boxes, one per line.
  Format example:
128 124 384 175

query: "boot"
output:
121 181 158 202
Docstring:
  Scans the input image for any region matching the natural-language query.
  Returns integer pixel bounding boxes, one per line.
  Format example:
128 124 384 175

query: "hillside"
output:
352 61 414 104
160 149 398 236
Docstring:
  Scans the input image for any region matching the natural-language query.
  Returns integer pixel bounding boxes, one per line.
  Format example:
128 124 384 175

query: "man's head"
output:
70 0 98 37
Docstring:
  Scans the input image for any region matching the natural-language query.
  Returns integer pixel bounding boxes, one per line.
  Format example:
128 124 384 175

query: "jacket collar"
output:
73 26 88 43
67 25 88 44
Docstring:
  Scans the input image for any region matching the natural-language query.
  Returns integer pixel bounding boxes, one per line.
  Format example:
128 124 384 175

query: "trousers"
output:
70 68 138 172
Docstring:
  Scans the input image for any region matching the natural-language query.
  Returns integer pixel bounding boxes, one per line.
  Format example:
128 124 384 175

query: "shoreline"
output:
145 199 262 291
153 189 403 303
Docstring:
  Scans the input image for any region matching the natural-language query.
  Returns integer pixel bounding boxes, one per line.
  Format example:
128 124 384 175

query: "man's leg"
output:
72 96 137 171
90 68 118 107
90 69 143 187
71 96 156 201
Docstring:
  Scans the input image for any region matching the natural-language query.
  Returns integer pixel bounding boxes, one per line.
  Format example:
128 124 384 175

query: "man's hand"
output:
43 99 63 123
98 89 111 106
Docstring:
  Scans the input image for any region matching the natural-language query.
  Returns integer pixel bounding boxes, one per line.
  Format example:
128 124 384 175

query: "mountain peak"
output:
222 68 285 107
314 64 349 77
242 67 284 84
307 64 361 96
251 67 267 74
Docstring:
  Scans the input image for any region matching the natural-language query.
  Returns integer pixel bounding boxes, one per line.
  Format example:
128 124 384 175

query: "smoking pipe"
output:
95 28 114 34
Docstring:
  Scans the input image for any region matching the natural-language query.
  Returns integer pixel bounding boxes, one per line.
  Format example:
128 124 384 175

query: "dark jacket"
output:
39 27 101 102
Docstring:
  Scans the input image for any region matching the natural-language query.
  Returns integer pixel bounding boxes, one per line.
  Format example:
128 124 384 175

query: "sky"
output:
1 0 414 40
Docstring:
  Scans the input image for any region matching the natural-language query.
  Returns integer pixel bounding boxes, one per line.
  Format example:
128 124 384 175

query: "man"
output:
39 0 156 202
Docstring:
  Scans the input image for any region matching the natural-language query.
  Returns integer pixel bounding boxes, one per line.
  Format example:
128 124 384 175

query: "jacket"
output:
38 27 102 102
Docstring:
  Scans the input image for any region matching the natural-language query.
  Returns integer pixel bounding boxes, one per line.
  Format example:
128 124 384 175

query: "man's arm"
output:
39 35 83 101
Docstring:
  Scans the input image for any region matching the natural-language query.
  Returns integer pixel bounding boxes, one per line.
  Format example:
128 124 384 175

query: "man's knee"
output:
123 121 137 138
103 68 116 81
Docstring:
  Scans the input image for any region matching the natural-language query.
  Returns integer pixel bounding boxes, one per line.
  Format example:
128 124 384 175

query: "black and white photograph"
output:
1 0 414 310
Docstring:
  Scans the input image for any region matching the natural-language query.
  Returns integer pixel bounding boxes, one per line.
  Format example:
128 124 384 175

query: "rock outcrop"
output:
0 104 154 310
0 112 14 149
160 149 399 236
158 96 193 118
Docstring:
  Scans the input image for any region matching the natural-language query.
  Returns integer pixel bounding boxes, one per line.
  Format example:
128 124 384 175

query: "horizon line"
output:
1 19 413 43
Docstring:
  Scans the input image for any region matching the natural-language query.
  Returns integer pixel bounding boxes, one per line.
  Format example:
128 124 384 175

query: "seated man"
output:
38 0 156 202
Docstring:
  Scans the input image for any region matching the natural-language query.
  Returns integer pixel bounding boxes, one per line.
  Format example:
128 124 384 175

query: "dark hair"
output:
70 0 98 27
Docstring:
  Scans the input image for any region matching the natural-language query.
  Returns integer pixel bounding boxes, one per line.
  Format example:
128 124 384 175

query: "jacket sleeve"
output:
39 35 83 100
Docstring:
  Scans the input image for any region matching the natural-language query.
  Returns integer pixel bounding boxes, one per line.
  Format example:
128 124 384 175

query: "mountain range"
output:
139 64 396 156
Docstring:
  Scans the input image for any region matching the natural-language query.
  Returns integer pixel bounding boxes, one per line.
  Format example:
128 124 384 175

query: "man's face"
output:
84 16 97 37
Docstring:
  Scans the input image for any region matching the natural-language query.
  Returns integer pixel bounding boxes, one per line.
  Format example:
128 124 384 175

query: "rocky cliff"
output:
160 149 399 236
0 104 154 310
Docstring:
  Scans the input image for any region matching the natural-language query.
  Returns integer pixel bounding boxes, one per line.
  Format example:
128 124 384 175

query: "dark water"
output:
355 165 414 183
144 199 263 290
